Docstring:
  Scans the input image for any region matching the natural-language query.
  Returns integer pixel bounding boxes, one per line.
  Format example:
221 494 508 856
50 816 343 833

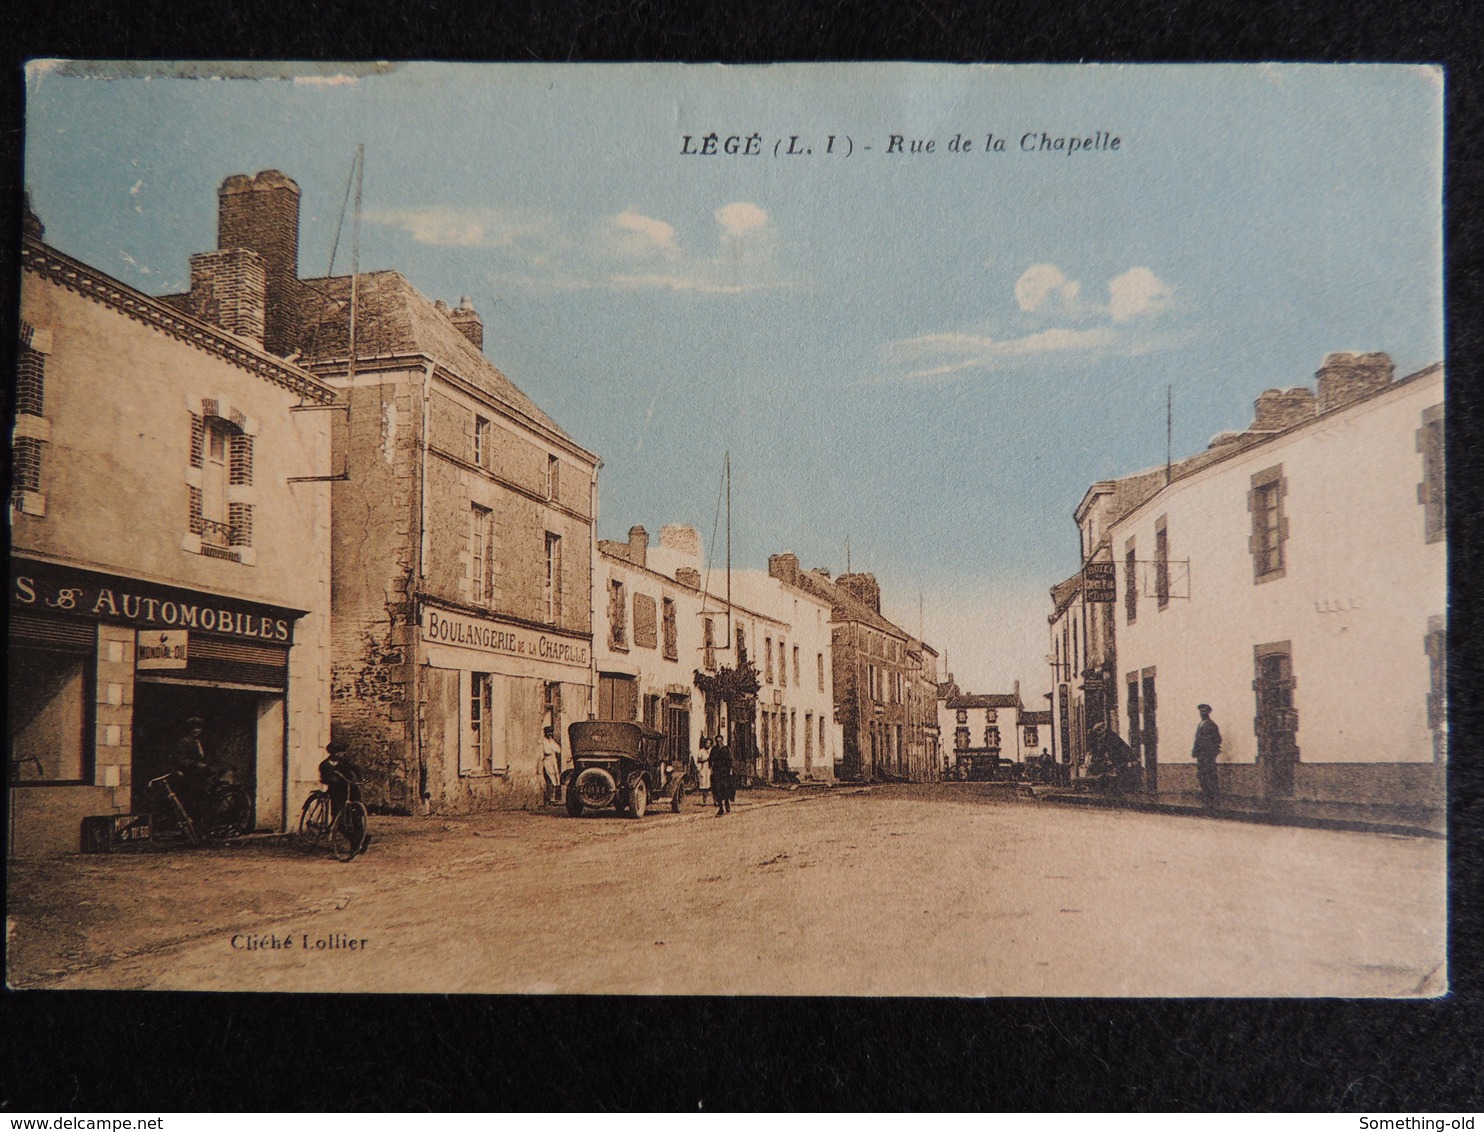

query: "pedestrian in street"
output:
541 725 563 806
710 732 734 816
694 736 713 807
1192 703 1223 807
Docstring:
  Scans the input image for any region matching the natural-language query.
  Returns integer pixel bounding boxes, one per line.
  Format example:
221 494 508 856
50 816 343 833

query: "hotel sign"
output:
421 604 590 670
1083 561 1117 603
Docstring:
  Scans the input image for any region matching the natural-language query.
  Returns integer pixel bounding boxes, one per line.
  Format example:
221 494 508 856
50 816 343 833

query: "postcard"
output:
7 62 1444 996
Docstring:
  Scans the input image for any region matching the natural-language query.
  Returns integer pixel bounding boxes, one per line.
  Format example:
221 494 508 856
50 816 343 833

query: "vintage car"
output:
563 720 684 818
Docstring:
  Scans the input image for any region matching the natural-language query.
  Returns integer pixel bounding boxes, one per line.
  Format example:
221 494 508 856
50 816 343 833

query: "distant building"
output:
592 526 840 785
1108 354 1444 809
936 677 1023 778
767 556 940 782
165 170 600 814
11 214 335 855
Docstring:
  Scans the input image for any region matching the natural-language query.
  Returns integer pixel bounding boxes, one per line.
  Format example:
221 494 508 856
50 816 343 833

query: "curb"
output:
1039 791 1445 840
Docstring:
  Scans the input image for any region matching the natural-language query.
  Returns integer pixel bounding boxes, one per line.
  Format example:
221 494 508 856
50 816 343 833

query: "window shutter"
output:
188 486 205 534
190 413 204 468
229 502 253 546
229 433 254 485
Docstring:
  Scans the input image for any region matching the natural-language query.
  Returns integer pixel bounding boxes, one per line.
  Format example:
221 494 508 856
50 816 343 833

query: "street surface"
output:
7 784 1446 996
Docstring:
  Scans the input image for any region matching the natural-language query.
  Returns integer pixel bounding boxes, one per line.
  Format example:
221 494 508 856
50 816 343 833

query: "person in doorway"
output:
694 736 713 807
173 716 213 829
319 741 363 820
541 725 563 805
1192 704 1223 806
710 733 734 816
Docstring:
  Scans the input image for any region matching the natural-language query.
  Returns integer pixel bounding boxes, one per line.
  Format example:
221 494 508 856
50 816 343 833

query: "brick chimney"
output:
768 552 801 586
1251 387 1317 431
216 170 301 356
628 525 649 569
675 567 701 588
1316 352 1394 415
186 248 268 346
837 572 881 613
449 296 484 351
659 524 701 560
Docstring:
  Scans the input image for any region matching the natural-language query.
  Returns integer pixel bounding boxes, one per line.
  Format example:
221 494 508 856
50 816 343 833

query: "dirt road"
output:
8 785 1445 995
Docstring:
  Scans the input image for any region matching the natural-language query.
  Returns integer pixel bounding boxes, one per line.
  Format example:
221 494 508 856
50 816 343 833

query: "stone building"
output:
936 678 1025 778
165 170 599 813
10 212 335 855
766 556 939 782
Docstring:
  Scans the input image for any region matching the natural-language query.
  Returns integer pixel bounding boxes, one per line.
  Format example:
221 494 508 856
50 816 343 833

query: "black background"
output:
2 0 1481 1113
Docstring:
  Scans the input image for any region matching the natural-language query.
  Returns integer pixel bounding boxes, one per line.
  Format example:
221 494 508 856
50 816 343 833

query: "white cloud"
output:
1015 263 1081 313
367 205 553 250
371 200 796 296
1107 267 1173 322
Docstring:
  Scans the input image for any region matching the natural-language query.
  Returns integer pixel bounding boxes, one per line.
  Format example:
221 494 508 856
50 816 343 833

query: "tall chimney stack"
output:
449 296 484 351
216 170 302 356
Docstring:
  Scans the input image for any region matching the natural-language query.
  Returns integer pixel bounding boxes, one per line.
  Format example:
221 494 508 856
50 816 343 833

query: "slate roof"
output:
293 271 572 442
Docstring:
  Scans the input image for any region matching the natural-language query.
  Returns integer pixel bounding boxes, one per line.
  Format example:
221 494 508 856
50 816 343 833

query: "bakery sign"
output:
421 604 590 670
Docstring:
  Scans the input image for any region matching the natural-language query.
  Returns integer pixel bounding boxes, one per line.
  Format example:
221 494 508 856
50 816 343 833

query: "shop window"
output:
463 673 492 775
662 598 678 660
1248 465 1289 582
608 579 628 650
1417 404 1444 544
545 533 562 623
9 647 92 782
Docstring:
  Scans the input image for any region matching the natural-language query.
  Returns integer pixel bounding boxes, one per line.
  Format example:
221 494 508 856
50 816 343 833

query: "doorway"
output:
1254 643 1299 797
1140 668 1158 794
130 682 263 815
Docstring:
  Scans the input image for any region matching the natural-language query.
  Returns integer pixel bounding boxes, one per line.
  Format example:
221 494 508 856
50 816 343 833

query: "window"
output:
189 410 254 560
544 533 562 623
633 593 658 649
779 639 787 687
598 674 638 721
793 645 800 686
984 727 1001 749
1154 516 1170 608
765 637 774 683
1418 405 1444 544
805 711 814 764
1248 465 1288 582
470 505 492 604
1124 538 1138 624
662 598 678 660
819 716 827 762
956 708 968 725
703 617 716 672
544 681 563 743
955 727 970 750
12 323 48 514
9 645 91 782
465 673 493 774
547 454 560 501
817 652 825 692
474 415 490 467
608 579 628 649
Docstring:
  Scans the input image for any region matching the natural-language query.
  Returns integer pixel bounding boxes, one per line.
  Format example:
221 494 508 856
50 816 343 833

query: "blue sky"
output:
23 62 1442 695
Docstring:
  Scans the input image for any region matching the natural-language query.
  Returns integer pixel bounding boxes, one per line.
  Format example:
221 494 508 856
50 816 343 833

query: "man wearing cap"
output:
173 716 214 829
1192 704 1222 806
319 740 363 821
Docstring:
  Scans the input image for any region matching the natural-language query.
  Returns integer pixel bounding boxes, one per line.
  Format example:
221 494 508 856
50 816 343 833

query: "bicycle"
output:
298 785 369 861
148 772 202 847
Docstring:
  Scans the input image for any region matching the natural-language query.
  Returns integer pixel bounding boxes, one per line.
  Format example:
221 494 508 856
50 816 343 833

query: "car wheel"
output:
628 778 648 819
